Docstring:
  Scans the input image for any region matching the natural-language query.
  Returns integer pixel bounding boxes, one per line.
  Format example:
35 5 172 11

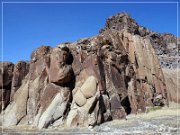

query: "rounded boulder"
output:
81 76 97 98
74 89 87 107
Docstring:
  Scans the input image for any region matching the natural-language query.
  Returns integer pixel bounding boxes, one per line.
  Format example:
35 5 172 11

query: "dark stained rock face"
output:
0 12 178 129
10 61 29 101
0 62 14 111
48 47 74 86
0 62 14 89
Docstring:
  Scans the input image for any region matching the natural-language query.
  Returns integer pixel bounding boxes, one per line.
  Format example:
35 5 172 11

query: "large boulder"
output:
81 76 97 98
74 89 87 107
73 76 97 107
49 47 74 86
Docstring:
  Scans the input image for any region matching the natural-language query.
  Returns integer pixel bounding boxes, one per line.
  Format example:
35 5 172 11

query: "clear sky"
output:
0 0 178 63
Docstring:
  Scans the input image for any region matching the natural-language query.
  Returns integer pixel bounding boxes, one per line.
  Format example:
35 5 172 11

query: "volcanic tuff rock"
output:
0 12 178 129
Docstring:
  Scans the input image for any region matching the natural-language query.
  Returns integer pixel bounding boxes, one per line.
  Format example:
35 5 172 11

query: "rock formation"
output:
0 62 14 112
0 12 178 129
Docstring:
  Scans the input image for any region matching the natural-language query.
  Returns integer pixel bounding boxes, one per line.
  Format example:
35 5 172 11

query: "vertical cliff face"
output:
0 62 14 112
0 12 177 129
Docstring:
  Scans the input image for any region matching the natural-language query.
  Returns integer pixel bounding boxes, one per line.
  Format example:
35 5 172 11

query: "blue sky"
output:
0 0 178 63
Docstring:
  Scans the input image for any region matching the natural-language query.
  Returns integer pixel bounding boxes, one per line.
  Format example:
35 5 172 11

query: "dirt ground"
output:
1 102 179 135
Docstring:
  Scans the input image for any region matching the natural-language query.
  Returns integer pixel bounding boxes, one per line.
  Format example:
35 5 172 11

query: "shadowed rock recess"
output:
0 12 179 129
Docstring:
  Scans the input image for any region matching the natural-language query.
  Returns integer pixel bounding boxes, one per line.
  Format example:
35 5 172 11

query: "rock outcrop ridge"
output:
0 12 178 129
100 12 179 69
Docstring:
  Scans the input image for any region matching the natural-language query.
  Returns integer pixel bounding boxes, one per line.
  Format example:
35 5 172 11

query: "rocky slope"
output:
0 12 179 130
